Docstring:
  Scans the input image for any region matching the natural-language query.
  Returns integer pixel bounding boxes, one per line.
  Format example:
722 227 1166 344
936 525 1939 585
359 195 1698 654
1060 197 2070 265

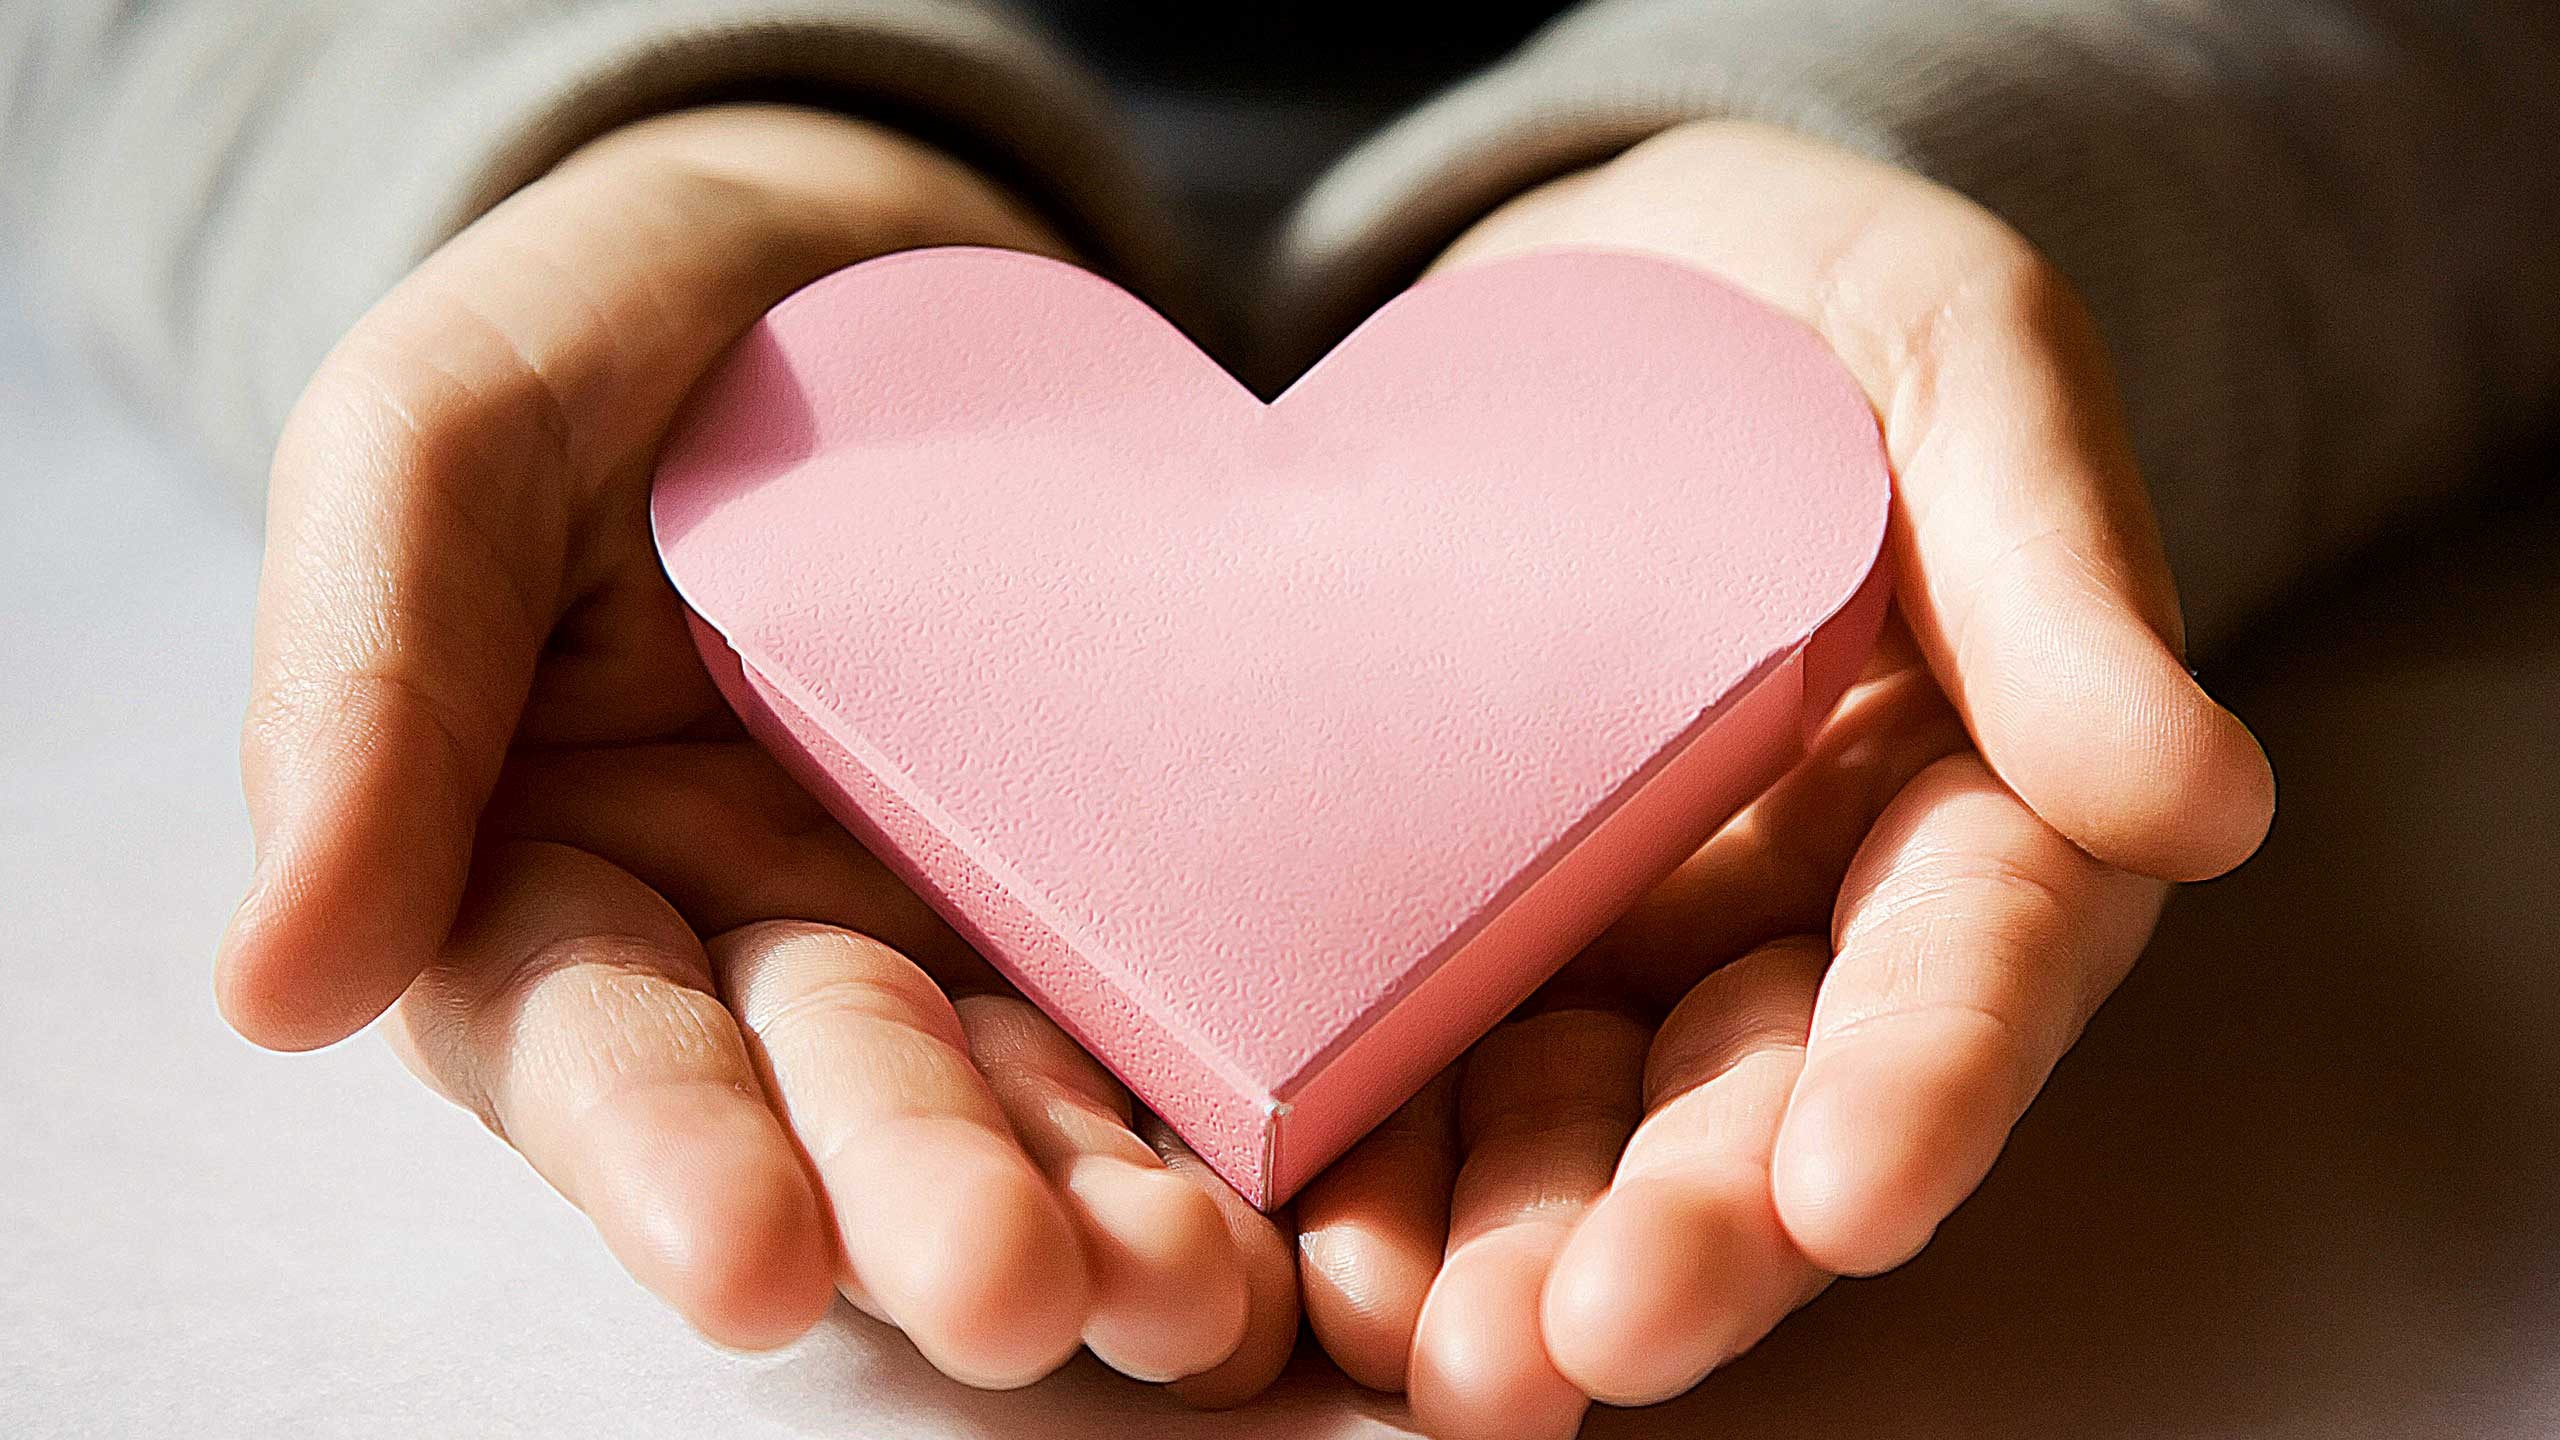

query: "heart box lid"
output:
653 247 1890 1206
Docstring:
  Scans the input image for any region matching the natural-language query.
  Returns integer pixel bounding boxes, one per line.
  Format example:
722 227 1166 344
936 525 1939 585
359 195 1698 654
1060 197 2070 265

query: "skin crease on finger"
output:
711 922 1095 1388
485 736 1290 1391
1407 1010 1648 1440
479 733 1300 1394
1539 940 1833 1406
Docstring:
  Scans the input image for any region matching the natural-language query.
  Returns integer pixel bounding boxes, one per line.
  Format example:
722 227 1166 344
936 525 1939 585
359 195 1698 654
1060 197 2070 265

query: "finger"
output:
386 841 834 1350
1772 754 2167 1274
1434 122 2273 881
710 921 1089 1388
951 994 1250 1384
219 382 556 1049
1542 938 1832 1405
1145 1115 1304 1410
218 108 1063 1050
1873 251 2274 882
1294 1072 1459 1392
1410 1010 1646 1440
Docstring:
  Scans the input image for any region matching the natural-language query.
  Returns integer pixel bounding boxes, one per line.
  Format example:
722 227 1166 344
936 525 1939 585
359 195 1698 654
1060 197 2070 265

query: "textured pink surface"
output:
652 246 1889 1205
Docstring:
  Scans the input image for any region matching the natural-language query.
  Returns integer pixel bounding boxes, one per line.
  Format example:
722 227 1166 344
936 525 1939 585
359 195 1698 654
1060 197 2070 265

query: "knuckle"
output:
1833 899 2084 1065
734 957 965 1055
276 335 431 463
711 916 855 957
284 291 584 517
486 932 719 1032
720 920 926 991
1648 951 1823 1088
1601 120 1733 194
1965 238 2095 352
281 345 468 499
243 655 498 801
1844 843 2076 955
1821 995 2050 1093
390 925 738 1139
383 277 583 461
480 937 741 1108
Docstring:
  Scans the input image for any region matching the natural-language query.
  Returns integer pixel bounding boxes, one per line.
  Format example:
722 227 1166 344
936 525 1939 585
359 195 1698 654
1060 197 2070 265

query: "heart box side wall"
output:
651 246 1891 1207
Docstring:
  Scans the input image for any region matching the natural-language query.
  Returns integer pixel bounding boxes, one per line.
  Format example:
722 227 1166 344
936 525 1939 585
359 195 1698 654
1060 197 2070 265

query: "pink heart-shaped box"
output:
653 247 1889 1207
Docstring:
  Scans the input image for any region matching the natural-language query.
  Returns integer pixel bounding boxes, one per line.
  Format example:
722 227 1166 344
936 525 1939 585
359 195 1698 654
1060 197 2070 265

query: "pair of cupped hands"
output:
218 104 2271 1437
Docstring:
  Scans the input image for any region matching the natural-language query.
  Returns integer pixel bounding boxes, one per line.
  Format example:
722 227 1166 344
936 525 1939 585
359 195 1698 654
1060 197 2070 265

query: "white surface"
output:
4 281 2557 1437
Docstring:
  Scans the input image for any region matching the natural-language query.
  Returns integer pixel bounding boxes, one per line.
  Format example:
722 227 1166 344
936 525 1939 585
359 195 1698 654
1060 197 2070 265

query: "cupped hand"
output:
215 105 1295 1398
1292 121 2276 1436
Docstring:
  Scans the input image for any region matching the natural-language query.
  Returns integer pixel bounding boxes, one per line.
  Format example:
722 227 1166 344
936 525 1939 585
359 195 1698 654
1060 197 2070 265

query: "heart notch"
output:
654 247 1890 1207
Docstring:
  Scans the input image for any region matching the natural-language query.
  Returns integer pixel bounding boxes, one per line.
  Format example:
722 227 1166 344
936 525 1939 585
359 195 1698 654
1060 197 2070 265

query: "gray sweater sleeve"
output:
1271 0 2560 650
8 3 2553 645
0 0 1169 489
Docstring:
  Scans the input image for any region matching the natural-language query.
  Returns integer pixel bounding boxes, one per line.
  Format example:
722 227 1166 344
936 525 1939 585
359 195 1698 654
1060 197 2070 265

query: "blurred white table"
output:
5 279 2556 1439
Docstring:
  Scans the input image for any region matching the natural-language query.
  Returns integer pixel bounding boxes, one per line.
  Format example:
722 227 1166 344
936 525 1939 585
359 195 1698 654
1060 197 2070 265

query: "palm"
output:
219 107 1296 1398
483 654 1005 998
1283 122 2268 1436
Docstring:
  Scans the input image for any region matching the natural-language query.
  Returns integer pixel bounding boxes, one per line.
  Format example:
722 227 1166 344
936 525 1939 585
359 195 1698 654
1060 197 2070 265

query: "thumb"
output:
219 106 1066 1048
1877 250 2274 882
